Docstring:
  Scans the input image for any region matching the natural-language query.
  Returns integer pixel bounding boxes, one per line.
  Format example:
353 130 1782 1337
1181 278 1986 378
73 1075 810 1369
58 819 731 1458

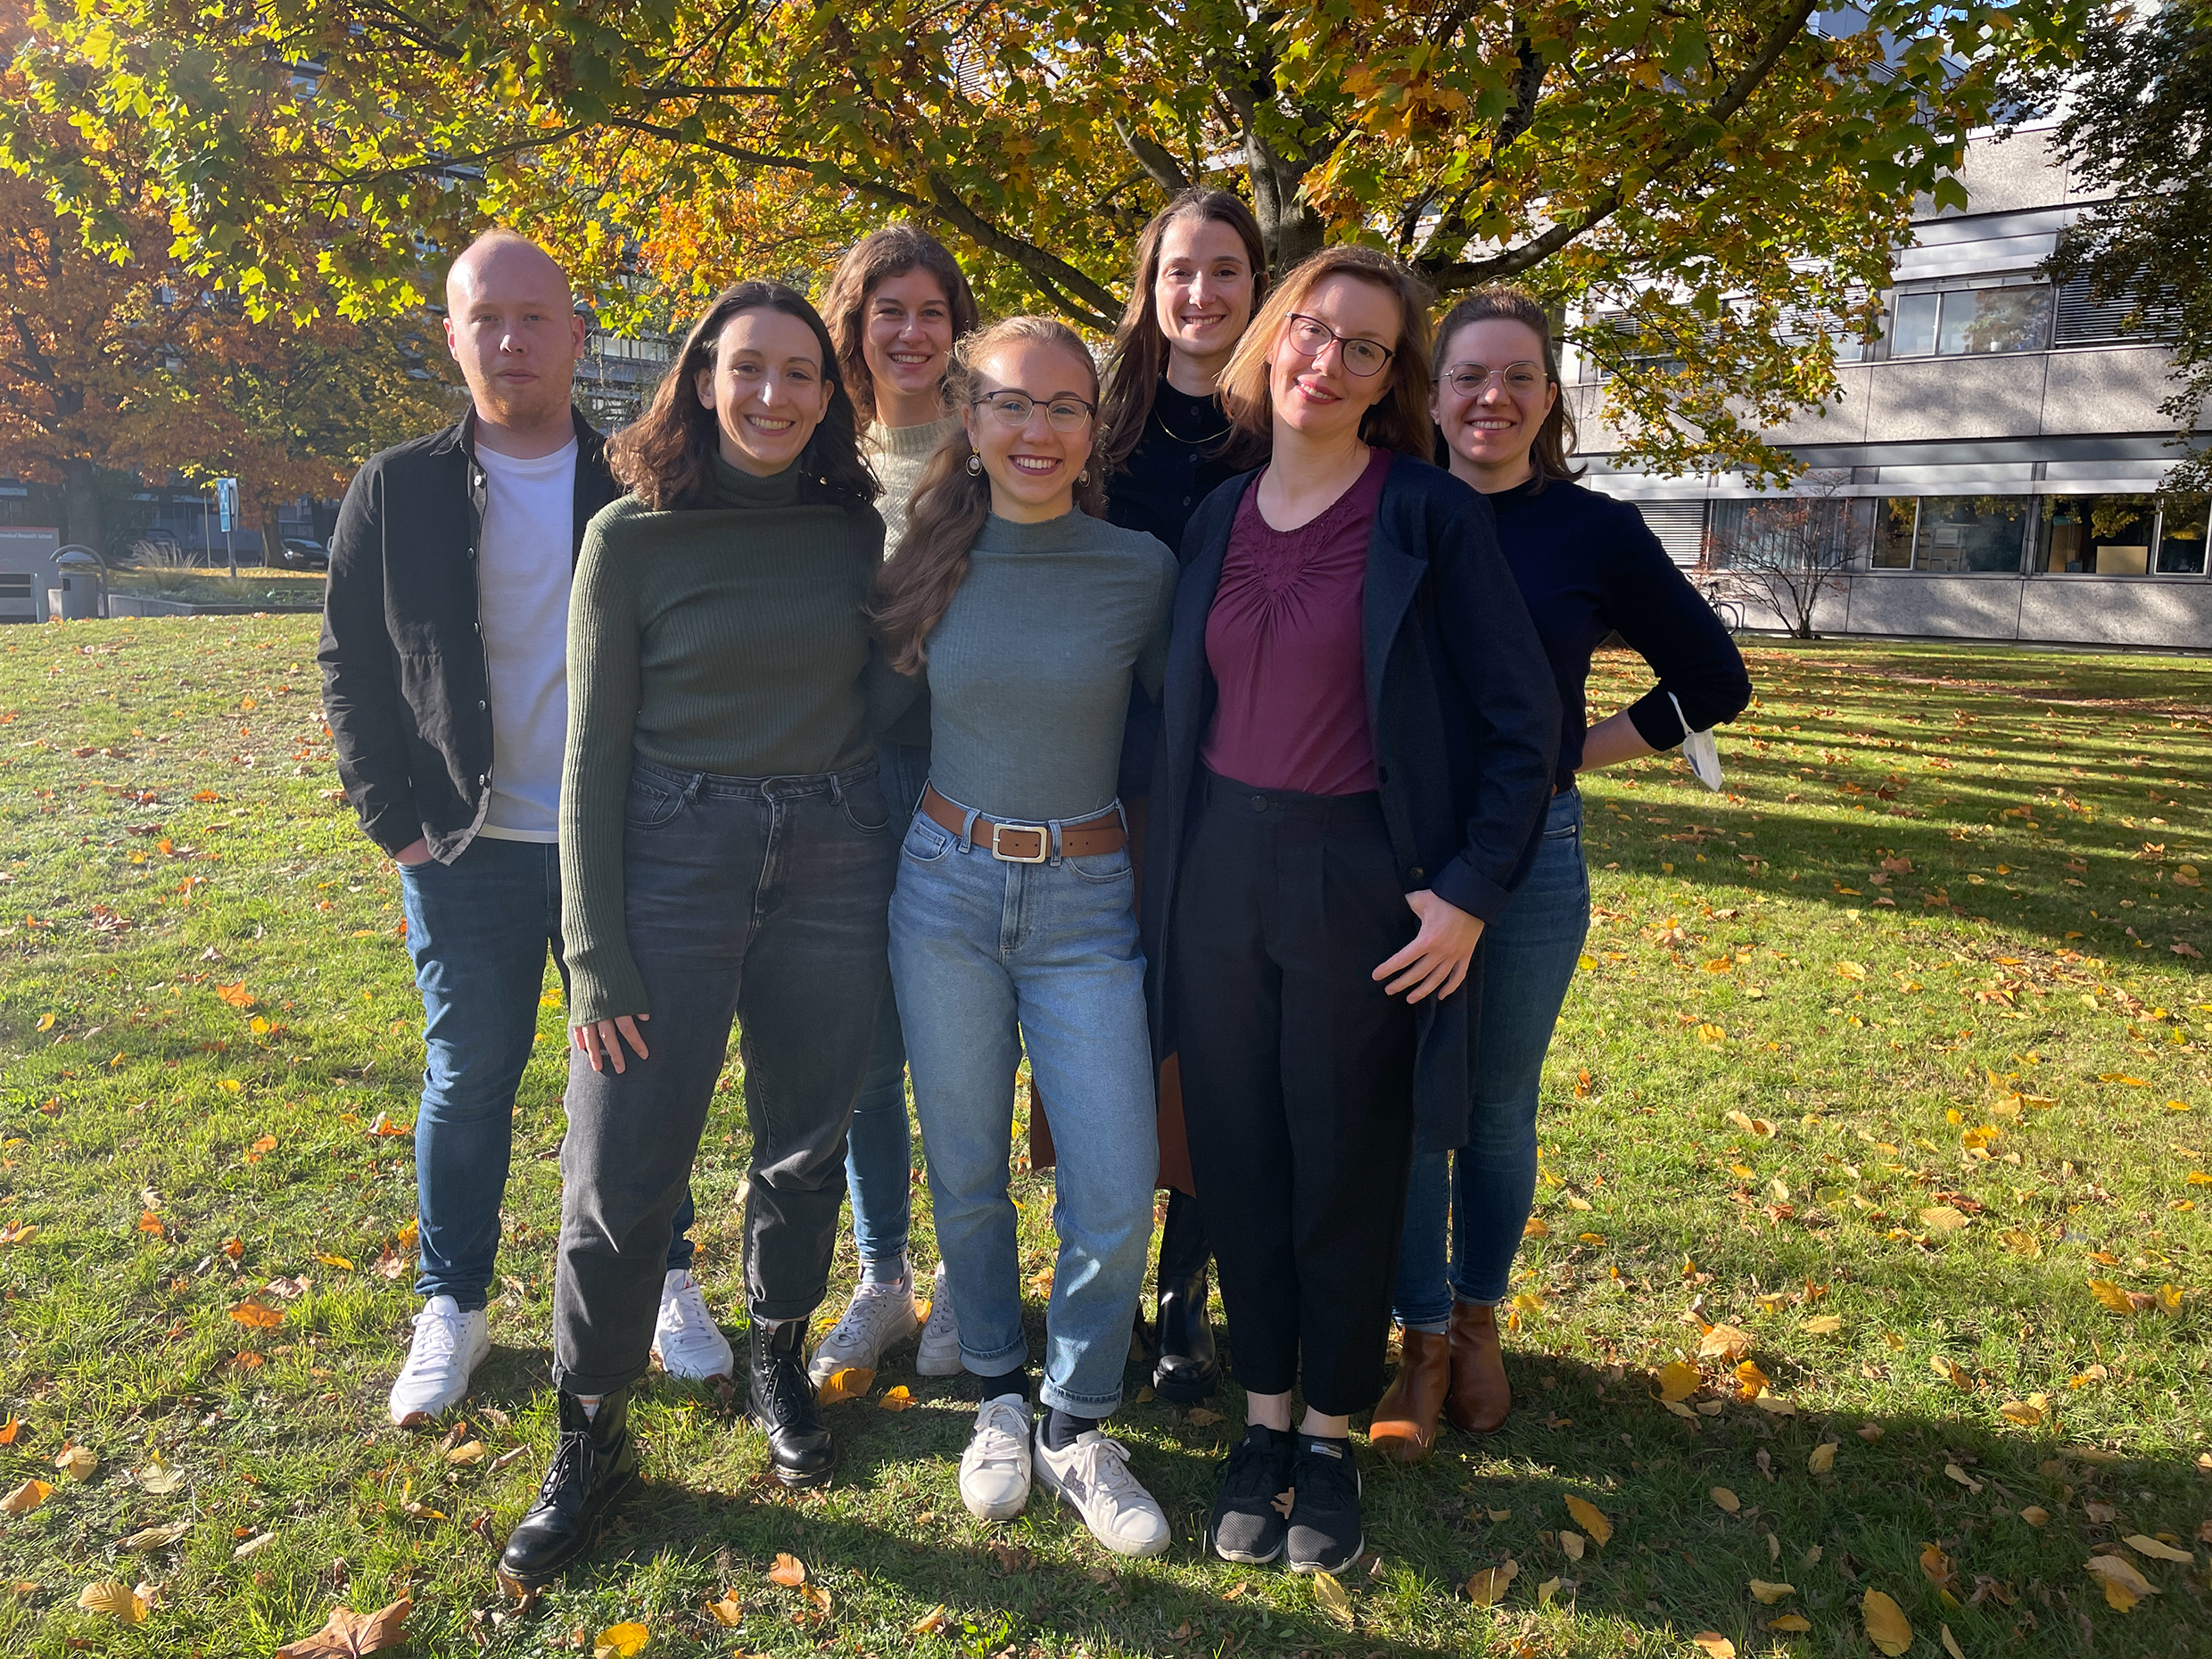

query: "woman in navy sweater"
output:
1367 288 1752 1463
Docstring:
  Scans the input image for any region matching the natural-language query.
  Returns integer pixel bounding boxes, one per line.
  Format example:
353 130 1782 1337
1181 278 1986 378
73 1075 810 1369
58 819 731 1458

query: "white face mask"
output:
1669 691 1725 793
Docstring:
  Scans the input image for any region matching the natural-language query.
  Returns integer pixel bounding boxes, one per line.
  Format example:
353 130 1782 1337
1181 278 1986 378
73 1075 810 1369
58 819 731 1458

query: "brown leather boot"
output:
1445 1301 1511 1434
1367 1327 1451 1465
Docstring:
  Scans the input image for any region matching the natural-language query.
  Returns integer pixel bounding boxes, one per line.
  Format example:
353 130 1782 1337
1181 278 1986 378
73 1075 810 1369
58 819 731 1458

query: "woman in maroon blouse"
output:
1143 246 1558 1578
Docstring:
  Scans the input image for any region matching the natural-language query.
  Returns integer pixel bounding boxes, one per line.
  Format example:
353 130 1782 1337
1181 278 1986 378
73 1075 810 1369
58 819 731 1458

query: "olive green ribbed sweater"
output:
561 456 887 1022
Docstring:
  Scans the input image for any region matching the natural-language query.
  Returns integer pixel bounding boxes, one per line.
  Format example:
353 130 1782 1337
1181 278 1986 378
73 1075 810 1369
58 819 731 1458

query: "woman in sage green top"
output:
809 224 979 1391
499 280 896 1597
872 316 1177 1560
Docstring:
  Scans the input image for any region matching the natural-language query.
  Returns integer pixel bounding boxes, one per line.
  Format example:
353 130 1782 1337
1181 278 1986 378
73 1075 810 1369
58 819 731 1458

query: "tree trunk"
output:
1244 136 1325 274
61 458 101 556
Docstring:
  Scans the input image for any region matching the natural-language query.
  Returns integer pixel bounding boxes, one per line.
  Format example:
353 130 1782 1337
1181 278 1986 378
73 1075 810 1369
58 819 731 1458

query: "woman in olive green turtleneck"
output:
499 281 896 1596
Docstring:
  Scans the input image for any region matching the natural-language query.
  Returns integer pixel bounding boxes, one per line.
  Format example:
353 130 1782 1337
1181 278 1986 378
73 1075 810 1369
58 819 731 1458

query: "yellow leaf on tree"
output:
2084 1553 2157 1612
1712 1486 1741 1514
1657 1361 1702 1402
592 1623 649 1658
1465 1556 1519 1606
1690 1635 1737 1659
767 1552 807 1587
76 1581 149 1623
1862 1589 1914 1655
2085 1279 2136 1316
1808 1442 1837 1474
1311 1570 1352 1622
1564 1494 1613 1546
1749 1579 1795 1603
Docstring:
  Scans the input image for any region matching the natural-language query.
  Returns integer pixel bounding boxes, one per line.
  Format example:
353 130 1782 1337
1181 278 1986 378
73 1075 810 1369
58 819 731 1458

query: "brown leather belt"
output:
921 783 1126 863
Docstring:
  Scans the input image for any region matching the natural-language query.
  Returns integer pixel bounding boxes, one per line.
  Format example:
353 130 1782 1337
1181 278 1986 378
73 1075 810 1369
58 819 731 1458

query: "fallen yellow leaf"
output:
1311 1570 1352 1623
1657 1361 1702 1402
767 1553 807 1587
53 1445 95 1481
1863 1588 1913 1655
1465 1556 1519 1605
1536 1575 1561 1606
2086 1279 2136 1316
1712 1486 1741 1514
909 1604 949 1635
76 1581 149 1623
1920 1205 1971 1233
816 1366 874 1406
1 1479 54 1513
1523 1215 1550 1237
1942 1624 1967 1659
1803 1314 1843 1336
1808 1442 1837 1474
1770 1613 1812 1631
2084 1553 2157 1612
592 1623 649 1658
444 1440 486 1465
1690 1634 1737 1659
1999 1228 2043 1259
1749 1579 1795 1604
1698 1325 1754 1361
2123 1533 2194 1564
1560 1530 1585 1560
1564 1494 1613 1546
2019 1506 2050 1526
878 1385 915 1412
1930 1355 1971 1389
1998 1396 2048 1427
706 1594 744 1628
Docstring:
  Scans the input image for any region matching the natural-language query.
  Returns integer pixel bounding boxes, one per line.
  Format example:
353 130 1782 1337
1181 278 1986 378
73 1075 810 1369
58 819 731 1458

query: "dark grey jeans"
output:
551 757 896 1396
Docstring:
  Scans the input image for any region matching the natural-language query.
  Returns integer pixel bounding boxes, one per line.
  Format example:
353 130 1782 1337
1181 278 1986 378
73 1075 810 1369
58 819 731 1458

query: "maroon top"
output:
1201 446 1392 796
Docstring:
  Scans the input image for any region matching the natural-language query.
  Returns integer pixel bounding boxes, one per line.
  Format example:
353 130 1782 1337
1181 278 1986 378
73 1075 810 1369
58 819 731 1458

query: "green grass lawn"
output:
0 617 2205 1659
104 569 327 609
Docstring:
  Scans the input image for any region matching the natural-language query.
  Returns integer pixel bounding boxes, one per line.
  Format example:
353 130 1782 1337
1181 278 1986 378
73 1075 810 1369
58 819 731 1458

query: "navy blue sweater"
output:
1488 475 1750 789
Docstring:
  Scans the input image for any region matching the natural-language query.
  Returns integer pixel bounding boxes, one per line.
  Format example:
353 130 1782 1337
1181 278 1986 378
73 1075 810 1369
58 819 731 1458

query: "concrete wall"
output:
1728 573 2212 651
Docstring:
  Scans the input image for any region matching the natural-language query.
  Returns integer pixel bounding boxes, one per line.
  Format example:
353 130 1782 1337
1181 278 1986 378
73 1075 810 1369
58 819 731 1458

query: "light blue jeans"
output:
889 802 1160 1416
846 740 932 1272
1393 788 1590 1323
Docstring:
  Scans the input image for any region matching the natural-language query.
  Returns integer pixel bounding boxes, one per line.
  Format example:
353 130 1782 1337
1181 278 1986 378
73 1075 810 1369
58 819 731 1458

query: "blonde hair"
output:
1218 245 1436 459
870 317 1105 675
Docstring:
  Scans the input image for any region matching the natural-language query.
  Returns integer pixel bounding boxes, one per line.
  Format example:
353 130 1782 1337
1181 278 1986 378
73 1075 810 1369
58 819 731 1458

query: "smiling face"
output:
1153 213 1256 391
1432 317 1558 489
962 337 1098 524
1266 272 1401 448
695 306 833 476
861 267 955 427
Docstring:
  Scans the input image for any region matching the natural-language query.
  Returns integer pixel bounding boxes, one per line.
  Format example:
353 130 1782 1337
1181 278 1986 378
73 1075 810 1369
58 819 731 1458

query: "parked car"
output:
276 536 330 570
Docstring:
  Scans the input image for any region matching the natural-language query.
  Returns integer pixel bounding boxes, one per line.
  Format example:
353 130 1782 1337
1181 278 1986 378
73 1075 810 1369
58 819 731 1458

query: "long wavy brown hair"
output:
608 280 877 512
870 317 1105 675
818 224 982 427
1218 245 1436 460
1095 189 1270 480
1432 286 1584 490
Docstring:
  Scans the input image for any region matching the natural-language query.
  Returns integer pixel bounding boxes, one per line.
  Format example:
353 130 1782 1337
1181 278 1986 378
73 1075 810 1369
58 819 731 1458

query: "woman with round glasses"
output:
1142 247 1558 1576
1366 287 1750 1464
872 317 1178 1557
807 224 980 1391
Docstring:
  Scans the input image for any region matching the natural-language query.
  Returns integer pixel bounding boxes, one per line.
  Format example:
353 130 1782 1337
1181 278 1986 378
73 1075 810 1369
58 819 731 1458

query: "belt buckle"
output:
989 821 1049 863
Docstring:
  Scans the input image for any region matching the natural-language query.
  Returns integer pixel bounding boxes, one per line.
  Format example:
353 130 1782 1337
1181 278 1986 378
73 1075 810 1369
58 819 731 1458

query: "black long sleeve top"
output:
1488 475 1751 790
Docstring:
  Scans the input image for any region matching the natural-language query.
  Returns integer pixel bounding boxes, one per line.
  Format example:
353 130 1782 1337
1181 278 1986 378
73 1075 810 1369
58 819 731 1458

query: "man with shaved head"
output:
320 229 725 1429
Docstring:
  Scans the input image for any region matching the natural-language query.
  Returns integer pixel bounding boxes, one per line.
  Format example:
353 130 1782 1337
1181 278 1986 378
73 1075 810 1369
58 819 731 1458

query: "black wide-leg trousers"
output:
1168 770 1419 1416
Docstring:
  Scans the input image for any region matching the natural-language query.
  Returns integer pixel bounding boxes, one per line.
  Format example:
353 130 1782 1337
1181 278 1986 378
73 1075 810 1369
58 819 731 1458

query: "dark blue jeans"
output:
551 759 896 1395
399 837 693 1313
1391 788 1589 1323
846 739 931 1269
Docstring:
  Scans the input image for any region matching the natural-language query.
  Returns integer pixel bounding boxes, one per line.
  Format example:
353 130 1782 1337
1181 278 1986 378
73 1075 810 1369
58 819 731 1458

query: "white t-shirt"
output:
474 439 578 842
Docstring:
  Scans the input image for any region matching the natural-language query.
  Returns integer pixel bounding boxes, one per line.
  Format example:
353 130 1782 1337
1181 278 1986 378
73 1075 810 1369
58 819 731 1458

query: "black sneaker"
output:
1207 1424 1295 1564
1284 1434 1363 1575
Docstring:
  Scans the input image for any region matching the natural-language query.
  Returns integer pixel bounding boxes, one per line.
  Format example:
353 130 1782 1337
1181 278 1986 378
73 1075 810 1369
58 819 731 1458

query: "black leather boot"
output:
1152 1190 1221 1402
497 1388 638 1596
749 1319 834 1487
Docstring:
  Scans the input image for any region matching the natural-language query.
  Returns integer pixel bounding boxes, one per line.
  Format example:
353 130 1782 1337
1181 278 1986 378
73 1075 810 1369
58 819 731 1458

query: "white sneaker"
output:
915 1262 963 1377
959 1394 1034 1521
806 1275 922 1388
388 1295 491 1427
651 1268 734 1381
1035 1428 1170 1558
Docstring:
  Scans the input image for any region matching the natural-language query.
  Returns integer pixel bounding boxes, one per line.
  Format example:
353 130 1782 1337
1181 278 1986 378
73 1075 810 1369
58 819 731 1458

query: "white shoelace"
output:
967 1398 1030 1471
401 1307 463 1374
1066 1434 1144 1504
826 1280 911 1351
662 1276 712 1334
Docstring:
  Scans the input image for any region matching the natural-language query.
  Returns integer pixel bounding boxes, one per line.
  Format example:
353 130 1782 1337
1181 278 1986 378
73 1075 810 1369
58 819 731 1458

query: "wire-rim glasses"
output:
1440 361 1548 397
970 391 1096 433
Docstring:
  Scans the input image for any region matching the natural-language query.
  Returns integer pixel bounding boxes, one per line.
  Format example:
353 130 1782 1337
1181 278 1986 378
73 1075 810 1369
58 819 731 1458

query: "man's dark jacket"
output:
318 407 619 863
1142 456 1563 1153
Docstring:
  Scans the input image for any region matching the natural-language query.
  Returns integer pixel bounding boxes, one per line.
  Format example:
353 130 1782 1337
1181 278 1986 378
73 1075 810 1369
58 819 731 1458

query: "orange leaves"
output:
0 1221 37 1246
1696 1324 1754 1362
136 1210 164 1236
0 1416 19 1445
1 1478 54 1512
275 1596 413 1656
815 1366 873 1406
877 1386 915 1412
1464 1556 1519 1605
243 1134 276 1164
214 981 255 1008
766 1553 807 1588
228 1299 284 1329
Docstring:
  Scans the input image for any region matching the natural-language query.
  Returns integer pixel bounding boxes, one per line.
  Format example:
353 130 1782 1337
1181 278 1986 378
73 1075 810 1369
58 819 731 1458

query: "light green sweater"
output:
865 415 961 553
560 456 887 1022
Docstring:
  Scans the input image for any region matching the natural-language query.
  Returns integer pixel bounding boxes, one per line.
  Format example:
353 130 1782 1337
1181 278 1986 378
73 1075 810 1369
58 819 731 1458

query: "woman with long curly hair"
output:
873 316 1177 1558
499 280 899 1593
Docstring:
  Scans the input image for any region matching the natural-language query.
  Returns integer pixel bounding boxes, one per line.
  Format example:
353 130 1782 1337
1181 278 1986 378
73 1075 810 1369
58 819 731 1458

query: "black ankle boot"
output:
1152 1191 1221 1402
749 1320 834 1487
497 1389 638 1595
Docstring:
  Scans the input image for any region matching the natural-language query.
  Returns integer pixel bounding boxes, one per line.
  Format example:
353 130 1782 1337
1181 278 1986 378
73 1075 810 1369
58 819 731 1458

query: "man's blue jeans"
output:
890 805 1159 1417
399 836 693 1313
1392 788 1589 1323
845 740 932 1271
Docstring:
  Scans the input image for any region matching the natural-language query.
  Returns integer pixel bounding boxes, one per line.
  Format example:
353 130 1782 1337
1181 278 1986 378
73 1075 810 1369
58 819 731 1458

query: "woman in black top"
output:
1367 286 1752 1464
1080 189 1269 1404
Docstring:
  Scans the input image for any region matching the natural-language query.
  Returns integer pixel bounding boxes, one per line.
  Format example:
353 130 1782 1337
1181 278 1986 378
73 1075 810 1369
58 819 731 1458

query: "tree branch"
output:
1113 117 1192 194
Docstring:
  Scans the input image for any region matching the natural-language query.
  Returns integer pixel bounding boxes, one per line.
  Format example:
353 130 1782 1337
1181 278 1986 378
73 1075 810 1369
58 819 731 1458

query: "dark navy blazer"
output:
1142 455 1562 1154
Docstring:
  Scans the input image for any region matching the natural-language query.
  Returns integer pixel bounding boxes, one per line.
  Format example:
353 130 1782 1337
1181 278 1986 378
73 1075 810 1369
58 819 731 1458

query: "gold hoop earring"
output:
966 453 982 475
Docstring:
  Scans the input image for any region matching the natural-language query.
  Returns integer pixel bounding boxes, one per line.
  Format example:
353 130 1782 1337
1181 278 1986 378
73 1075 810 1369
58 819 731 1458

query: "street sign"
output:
215 476 237 533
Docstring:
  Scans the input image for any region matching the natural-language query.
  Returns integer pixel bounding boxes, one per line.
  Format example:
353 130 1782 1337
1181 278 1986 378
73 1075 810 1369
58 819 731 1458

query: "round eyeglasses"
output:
1283 313 1395 377
1440 362 1548 397
970 391 1096 433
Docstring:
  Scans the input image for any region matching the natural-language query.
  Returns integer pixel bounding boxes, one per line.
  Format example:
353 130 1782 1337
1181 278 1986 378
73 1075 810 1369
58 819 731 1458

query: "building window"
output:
1708 497 1872 571
1883 276 2052 359
1872 496 2029 573
2033 493 2208 576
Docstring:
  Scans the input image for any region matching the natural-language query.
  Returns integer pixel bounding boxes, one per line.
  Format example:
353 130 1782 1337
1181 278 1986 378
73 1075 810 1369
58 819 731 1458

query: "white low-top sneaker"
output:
651 1268 734 1382
958 1394 1034 1521
1035 1428 1170 1558
805 1275 922 1388
914 1262 963 1377
388 1295 491 1428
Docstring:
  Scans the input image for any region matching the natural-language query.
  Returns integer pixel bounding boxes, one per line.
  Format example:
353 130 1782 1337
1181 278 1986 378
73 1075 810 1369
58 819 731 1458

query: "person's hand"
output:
392 838 433 868
1373 890 1485 1003
573 1013 651 1074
